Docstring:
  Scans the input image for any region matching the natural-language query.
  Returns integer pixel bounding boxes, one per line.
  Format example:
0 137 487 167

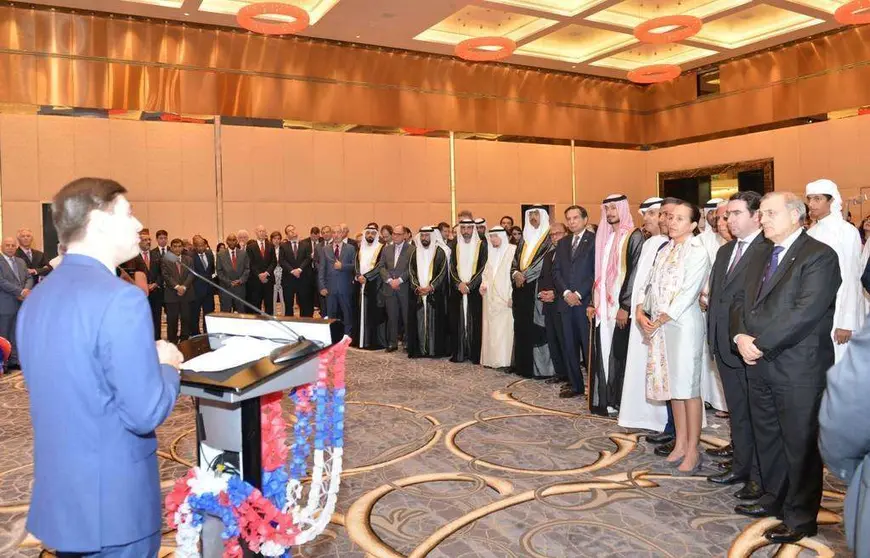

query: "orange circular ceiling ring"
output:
835 0 870 24
634 15 703 44
455 37 517 62
236 2 310 36
627 64 682 84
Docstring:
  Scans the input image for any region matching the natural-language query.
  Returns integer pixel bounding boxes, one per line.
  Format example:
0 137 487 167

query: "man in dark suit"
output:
379 225 413 352
319 223 356 335
216 233 249 313
312 226 328 315
134 229 164 339
553 205 596 398
150 229 170 335
538 223 569 385
280 224 314 317
16 228 52 284
161 238 194 344
1 237 33 370
731 192 841 544
189 235 215 335
246 226 277 315
705 191 766 498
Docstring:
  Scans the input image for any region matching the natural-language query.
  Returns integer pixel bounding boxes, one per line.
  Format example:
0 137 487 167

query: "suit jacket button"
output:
750 310 757 316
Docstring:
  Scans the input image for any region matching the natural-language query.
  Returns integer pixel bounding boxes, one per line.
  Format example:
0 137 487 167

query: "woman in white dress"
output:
480 227 516 368
637 201 711 474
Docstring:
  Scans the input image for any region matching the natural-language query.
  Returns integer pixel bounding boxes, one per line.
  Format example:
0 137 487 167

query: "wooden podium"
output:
177 312 343 558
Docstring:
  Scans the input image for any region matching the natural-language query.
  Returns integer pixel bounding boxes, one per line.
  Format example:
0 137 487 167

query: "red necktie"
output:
231 250 237 270
292 242 297 258
143 252 150 267
260 241 265 258
334 243 340 259
176 262 181 275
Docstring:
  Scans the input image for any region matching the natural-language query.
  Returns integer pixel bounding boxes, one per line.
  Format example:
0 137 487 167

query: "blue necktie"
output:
761 246 784 285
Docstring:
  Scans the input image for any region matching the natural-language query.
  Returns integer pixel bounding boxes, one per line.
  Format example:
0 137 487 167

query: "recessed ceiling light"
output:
184 12 189 15
356 34 360 38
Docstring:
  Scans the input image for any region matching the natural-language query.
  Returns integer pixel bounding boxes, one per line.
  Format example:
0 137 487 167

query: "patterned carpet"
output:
0 348 849 557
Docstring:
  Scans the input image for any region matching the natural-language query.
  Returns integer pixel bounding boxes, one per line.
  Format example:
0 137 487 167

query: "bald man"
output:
1 237 33 370
245 225 277 315
16 228 52 283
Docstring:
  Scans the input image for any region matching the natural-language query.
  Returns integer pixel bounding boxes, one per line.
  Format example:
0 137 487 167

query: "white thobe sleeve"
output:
833 224 864 332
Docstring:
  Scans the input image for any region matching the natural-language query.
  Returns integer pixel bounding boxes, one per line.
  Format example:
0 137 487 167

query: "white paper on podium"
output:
181 336 285 373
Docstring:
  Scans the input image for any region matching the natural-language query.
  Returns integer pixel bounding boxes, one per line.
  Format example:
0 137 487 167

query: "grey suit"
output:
215 248 250 313
0 255 33 366
820 321 870 556
379 241 413 349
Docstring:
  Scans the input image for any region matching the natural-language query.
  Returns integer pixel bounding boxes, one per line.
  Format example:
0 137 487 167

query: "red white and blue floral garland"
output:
165 336 350 557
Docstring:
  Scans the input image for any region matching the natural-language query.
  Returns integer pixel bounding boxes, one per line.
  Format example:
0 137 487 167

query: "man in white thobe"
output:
618 197 670 431
806 179 864 362
480 227 516 368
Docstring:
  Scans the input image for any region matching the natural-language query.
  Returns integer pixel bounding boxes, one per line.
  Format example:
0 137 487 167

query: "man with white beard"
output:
806 179 863 362
352 224 385 350
480 227 516 368
407 227 450 358
618 197 670 431
448 219 488 364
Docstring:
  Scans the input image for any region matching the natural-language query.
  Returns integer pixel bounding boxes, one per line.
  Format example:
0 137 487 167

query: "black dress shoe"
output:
734 503 782 519
764 524 814 544
647 432 675 445
559 386 580 398
654 440 676 457
706 444 733 458
707 471 747 485
716 459 733 471
385 346 397 353
734 481 763 500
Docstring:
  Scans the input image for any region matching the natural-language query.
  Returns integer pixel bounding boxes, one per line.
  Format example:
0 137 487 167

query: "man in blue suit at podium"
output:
17 177 184 557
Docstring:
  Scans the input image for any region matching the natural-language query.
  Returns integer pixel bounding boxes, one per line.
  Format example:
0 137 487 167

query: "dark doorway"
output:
41 203 59 260
658 158 774 207
662 177 711 207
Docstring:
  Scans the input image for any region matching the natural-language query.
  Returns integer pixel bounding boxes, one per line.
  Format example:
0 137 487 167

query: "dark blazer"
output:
134 251 163 300
707 232 769 368
16 247 52 278
379 241 414 296
318 241 356 295
161 255 195 302
730 230 840 383
553 229 595 311
279 239 313 282
247 240 277 284
0 255 33 314
190 250 216 299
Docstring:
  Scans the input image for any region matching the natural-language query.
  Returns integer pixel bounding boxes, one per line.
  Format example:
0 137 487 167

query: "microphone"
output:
162 250 322 363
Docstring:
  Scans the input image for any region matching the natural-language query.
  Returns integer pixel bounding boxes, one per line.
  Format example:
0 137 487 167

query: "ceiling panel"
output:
693 4 825 49
586 0 752 29
415 5 559 45
515 24 637 63
591 43 718 70
21 0 847 81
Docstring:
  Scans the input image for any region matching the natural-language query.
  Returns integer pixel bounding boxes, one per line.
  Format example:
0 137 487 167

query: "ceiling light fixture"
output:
634 15 702 44
455 37 517 61
236 2 310 35
627 64 682 83
835 0 870 24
